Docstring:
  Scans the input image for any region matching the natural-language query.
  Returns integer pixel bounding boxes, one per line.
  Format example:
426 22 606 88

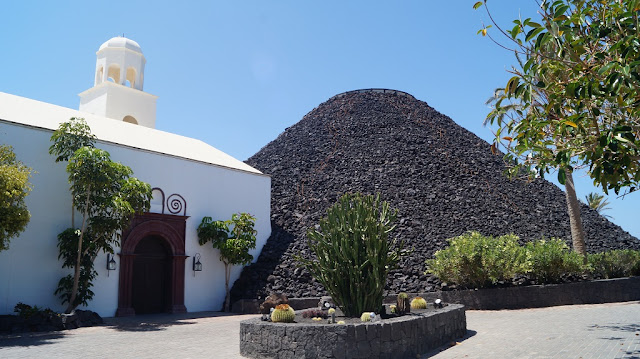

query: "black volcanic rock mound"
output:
231 89 639 301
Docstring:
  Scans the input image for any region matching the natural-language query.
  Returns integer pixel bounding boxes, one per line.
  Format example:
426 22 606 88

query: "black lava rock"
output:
231 89 640 302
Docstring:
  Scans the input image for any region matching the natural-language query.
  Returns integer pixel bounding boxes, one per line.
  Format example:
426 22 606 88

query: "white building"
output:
0 37 271 317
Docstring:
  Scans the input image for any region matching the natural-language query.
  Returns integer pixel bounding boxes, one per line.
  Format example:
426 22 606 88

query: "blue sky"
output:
2 1 638 239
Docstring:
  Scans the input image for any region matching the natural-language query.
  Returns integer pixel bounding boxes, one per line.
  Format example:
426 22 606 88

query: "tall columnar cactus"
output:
271 304 295 323
299 193 402 317
396 292 410 315
410 297 427 309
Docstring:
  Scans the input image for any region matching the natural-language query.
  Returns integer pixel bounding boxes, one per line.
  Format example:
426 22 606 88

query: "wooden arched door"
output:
132 235 170 314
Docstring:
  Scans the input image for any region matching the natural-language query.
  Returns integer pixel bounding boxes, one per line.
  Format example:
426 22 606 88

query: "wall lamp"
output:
107 254 117 276
193 253 203 275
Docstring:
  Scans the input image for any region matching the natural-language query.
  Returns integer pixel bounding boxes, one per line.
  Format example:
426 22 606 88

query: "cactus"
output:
299 193 402 317
389 304 396 313
360 312 372 322
337 320 346 324
396 292 410 315
410 297 427 309
271 304 295 323
328 308 336 323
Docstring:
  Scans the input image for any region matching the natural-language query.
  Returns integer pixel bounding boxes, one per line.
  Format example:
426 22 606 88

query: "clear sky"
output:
2 1 638 239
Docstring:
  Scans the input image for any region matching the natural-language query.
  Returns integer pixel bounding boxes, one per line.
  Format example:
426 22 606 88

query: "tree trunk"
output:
564 168 587 258
66 186 91 313
224 262 230 312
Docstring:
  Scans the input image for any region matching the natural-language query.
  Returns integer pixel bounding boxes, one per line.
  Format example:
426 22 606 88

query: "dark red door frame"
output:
116 212 189 317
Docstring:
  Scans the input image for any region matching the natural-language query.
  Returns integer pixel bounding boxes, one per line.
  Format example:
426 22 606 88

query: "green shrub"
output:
588 250 640 279
525 239 586 283
299 193 402 317
425 231 528 288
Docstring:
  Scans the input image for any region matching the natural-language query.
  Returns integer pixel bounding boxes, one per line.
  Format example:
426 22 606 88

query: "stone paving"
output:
0 301 638 358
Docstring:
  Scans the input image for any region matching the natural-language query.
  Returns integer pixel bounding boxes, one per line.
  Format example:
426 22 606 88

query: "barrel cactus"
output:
410 297 427 309
360 312 372 322
271 304 295 323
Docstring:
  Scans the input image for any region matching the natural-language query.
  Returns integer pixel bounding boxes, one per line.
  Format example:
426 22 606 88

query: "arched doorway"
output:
132 235 170 314
116 211 189 317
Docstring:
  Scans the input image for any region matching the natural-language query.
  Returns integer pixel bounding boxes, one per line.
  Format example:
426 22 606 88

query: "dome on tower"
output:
98 37 143 53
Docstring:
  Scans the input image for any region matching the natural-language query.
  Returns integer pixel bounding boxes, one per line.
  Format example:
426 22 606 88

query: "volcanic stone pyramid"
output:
231 89 639 301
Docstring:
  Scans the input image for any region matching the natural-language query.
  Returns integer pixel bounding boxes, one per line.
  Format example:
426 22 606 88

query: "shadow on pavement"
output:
0 332 67 348
420 329 478 358
104 311 245 332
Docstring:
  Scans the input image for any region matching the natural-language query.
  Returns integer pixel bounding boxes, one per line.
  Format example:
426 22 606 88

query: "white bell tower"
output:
79 37 158 128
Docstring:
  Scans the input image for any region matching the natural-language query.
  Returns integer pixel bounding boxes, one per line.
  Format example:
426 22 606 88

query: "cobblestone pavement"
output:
425 301 640 359
0 302 638 359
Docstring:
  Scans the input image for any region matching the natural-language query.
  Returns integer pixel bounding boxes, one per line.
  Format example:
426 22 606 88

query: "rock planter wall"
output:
413 276 640 310
232 276 640 314
240 304 466 359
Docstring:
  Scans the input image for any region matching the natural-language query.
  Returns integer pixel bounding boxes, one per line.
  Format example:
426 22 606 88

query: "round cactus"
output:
271 304 295 323
328 308 336 315
389 304 397 313
410 297 427 309
360 312 372 322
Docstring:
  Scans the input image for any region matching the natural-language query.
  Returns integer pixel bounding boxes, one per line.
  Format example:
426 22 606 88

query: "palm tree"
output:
585 193 613 219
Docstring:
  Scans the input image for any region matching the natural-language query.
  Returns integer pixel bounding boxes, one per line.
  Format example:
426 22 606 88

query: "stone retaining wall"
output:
239 304 466 359
232 276 640 313
412 276 640 310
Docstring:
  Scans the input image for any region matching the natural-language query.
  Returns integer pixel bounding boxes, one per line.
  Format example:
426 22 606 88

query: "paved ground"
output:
0 301 639 358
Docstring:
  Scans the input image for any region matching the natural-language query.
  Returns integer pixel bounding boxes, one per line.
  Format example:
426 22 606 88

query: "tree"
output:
0 145 33 251
476 0 640 255
585 192 613 219
50 120 151 313
49 117 96 228
197 213 257 312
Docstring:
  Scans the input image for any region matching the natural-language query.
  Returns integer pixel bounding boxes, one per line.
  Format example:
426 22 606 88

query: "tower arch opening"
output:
126 67 137 88
123 115 138 124
107 64 121 84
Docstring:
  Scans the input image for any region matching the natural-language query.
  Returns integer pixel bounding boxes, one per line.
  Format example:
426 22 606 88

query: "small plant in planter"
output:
410 297 427 309
271 304 295 323
360 312 372 322
396 292 410 315
302 308 328 319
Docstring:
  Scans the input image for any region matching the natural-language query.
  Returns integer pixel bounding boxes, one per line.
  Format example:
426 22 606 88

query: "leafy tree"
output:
0 145 33 251
476 0 640 255
585 192 613 219
50 120 151 313
49 117 96 227
197 213 257 312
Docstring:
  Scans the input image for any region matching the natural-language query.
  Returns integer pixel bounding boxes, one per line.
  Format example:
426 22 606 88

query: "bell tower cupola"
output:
79 37 158 128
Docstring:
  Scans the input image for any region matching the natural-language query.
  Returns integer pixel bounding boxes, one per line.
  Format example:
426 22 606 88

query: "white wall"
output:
0 121 271 317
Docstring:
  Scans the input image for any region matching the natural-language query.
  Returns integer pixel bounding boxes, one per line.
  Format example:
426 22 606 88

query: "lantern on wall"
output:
193 253 203 273
107 254 117 276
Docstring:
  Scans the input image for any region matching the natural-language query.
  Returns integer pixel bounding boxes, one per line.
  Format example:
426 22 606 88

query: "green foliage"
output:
410 297 427 309
477 0 640 195
13 303 56 319
197 213 257 267
425 234 640 286
588 250 640 279
51 119 151 312
197 212 257 311
585 192 613 219
298 193 402 317
0 145 33 251
426 232 528 288
525 239 586 283
271 304 295 323
54 228 97 307
48 117 96 163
